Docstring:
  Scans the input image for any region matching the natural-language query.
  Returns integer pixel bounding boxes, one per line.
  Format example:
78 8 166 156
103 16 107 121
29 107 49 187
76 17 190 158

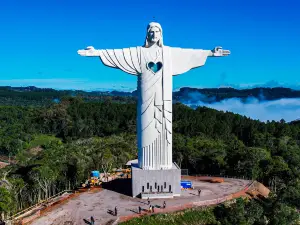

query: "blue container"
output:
91 171 100 178
181 180 192 189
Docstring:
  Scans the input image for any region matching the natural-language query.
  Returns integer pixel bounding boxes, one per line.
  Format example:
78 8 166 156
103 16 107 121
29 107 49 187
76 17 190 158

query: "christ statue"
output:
78 22 230 171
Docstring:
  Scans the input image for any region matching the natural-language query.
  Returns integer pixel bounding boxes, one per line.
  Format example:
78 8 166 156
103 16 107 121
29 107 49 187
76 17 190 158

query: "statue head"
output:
144 22 163 48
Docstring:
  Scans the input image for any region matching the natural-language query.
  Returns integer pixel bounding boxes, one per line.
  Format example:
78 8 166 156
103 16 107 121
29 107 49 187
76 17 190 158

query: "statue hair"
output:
143 22 163 47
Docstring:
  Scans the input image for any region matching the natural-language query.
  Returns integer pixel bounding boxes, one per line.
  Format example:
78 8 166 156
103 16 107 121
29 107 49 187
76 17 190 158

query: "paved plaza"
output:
30 178 250 225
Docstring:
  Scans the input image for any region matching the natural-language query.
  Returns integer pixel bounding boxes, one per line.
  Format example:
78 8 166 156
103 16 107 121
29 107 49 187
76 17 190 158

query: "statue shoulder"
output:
122 46 142 52
125 46 142 49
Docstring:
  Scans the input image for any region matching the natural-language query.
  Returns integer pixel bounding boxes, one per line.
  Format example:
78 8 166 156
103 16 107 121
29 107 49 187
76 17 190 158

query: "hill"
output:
290 119 300 125
0 88 299 223
1 86 300 107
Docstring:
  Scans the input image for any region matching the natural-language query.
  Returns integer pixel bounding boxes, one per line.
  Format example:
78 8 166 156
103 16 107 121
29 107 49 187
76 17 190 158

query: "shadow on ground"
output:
102 178 132 196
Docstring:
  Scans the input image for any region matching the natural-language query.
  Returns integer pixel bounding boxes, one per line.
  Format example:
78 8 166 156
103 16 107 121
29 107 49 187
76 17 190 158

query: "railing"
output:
244 180 256 191
189 173 254 181
5 189 73 223
173 162 180 169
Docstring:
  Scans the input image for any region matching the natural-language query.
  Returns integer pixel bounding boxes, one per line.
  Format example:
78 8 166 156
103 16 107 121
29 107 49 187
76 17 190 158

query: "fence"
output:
5 189 73 223
181 169 189 176
190 173 254 181
179 168 255 181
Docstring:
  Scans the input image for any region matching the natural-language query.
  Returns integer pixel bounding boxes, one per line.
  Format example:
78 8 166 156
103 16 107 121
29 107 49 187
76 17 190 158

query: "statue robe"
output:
98 46 209 170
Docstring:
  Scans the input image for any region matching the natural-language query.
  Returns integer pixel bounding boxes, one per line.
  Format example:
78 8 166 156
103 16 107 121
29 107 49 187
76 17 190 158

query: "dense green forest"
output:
0 88 300 223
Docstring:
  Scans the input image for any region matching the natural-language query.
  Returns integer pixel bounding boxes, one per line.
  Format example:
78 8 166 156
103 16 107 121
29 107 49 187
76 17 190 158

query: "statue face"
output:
148 27 161 44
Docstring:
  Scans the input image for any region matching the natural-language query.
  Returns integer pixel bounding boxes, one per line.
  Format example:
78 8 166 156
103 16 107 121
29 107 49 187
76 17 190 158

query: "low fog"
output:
182 93 300 123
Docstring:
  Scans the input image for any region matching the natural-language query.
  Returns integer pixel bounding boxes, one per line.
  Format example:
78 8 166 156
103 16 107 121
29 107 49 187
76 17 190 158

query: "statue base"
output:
131 163 181 198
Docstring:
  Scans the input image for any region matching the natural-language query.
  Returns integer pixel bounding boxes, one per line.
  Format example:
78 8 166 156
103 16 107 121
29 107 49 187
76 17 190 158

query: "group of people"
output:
108 189 202 219
112 193 205 217
140 198 166 214
111 199 166 217
105 189 204 220
148 205 155 213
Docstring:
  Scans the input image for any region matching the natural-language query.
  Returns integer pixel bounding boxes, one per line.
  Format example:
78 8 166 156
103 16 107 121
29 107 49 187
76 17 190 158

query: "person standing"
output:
91 216 95 225
115 206 118 216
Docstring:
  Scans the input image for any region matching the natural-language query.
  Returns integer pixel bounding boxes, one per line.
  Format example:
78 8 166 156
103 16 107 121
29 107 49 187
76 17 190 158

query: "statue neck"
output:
147 42 161 49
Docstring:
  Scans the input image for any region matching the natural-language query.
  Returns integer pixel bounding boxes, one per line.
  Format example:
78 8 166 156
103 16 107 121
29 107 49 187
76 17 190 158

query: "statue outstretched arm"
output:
77 46 102 56
171 46 230 75
77 46 141 75
209 46 231 57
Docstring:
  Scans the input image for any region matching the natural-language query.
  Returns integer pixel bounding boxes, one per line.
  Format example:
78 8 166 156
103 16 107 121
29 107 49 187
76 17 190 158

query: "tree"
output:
30 166 58 200
0 187 13 219
269 203 299 225
214 198 264 225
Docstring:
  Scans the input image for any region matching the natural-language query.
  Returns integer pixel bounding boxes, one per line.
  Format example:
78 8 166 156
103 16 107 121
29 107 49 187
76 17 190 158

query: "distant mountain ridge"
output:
1 85 300 108
1 85 300 123
290 119 300 125
2 86 300 101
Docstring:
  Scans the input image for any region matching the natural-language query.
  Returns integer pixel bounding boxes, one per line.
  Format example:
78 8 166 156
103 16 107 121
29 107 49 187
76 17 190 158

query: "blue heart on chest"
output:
147 62 163 73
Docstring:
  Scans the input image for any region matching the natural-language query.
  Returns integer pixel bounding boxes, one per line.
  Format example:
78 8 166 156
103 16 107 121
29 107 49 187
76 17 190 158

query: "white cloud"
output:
185 97 300 123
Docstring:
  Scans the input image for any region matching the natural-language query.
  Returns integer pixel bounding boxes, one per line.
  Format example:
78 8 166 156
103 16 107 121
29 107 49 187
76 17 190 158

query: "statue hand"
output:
212 46 230 57
77 46 98 56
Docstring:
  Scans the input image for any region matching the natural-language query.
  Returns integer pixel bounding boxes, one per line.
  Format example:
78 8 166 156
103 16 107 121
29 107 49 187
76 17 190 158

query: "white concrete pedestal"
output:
131 163 181 198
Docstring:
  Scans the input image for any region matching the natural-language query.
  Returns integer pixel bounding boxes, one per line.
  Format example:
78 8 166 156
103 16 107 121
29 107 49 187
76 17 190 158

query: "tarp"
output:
126 159 138 166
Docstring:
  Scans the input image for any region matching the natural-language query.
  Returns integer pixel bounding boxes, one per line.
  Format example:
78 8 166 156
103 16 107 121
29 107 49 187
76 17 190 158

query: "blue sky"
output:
0 0 300 91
